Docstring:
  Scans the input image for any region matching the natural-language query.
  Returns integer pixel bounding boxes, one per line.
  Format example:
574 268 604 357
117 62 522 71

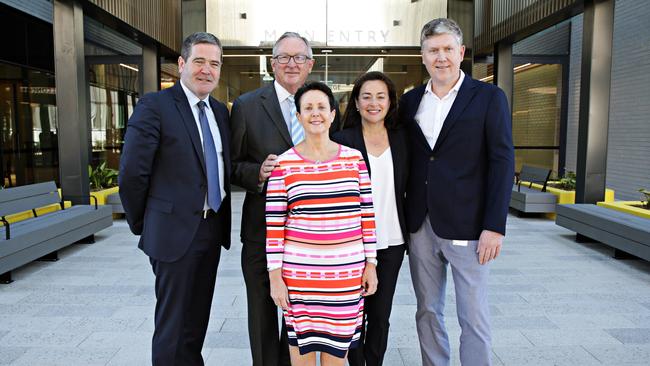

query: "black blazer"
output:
399 76 514 239
231 83 340 244
332 124 409 244
119 82 232 262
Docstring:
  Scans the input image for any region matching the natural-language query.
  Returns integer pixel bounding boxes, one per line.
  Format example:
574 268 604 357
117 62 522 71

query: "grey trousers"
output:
409 217 492 366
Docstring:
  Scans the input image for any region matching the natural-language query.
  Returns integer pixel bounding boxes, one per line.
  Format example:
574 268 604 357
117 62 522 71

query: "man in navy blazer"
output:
399 19 514 366
119 32 231 366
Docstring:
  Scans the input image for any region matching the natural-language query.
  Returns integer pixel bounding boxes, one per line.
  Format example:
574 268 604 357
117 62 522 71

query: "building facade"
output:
1 0 648 204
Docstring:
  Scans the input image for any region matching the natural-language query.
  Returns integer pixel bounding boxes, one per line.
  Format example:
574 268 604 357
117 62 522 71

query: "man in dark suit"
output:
399 19 514 366
119 32 231 366
231 32 339 366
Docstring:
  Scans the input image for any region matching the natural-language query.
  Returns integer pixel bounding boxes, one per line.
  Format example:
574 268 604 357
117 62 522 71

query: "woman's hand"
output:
361 262 378 296
269 268 290 310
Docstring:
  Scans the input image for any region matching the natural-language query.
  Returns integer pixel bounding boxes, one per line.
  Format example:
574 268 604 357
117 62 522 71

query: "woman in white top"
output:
332 71 409 366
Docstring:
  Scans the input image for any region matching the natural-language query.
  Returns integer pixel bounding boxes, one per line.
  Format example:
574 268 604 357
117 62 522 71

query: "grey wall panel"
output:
88 0 181 52
0 0 53 23
606 0 650 201
513 21 570 56
1 0 141 56
84 16 141 55
565 14 582 173
474 0 581 54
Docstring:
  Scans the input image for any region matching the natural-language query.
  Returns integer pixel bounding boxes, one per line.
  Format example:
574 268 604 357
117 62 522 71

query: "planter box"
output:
525 182 615 204
520 181 615 219
90 187 124 215
597 201 650 219
106 192 124 214
90 187 119 205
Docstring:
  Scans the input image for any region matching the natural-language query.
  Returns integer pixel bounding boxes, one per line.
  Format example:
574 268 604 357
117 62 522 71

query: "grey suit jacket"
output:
230 83 340 244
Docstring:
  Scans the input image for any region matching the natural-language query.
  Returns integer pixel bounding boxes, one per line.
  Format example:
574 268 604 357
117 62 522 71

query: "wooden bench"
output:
510 165 556 213
556 204 650 261
0 182 113 283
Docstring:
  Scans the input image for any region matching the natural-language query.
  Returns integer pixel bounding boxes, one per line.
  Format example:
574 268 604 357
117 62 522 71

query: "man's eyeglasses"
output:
273 54 311 64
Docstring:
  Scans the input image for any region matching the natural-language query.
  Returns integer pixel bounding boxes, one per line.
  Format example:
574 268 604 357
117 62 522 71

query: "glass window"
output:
0 63 59 187
512 63 562 175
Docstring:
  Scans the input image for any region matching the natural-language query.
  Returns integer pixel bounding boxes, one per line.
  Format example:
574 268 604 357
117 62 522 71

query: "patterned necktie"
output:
197 101 222 211
288 95 304 145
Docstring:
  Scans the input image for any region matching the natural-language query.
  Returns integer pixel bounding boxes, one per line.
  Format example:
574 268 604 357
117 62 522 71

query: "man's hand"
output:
361 263 378 296
259 154 279 184
269 268 289 310
477 229 503 265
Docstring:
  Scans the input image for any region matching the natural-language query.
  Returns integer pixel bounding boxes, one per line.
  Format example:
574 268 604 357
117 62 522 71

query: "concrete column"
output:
575 0 615 204
53 0 90 204
141 43 160 94
494 41 513 110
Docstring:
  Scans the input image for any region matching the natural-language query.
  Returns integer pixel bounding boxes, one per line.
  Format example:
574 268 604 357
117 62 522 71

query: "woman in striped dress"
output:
266 81 378 366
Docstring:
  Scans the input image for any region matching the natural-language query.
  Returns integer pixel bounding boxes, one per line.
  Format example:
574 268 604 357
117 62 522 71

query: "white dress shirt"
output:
180 80 227 210
368 147 404 250
415 71 465 149
274 81 294 129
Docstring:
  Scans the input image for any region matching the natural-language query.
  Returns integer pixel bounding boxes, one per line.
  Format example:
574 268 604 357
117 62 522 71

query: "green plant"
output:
555 171 576 191
639 188 650 209
89 162 118 190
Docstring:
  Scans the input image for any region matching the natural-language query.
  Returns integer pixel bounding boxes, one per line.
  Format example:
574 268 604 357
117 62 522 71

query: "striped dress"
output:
266 144 377 358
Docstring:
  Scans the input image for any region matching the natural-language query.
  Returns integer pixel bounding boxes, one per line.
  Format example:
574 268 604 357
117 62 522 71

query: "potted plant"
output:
639 188 650 210
549 171 576 191
90 162 118 191
89 162 121 213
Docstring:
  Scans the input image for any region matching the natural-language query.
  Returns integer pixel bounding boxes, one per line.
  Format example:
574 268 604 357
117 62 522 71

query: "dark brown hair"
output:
341 71 399 130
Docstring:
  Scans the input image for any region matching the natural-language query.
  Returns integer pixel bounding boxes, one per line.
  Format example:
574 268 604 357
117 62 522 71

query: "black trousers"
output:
150 212 224 366
348 244 406 366
242 240 291 366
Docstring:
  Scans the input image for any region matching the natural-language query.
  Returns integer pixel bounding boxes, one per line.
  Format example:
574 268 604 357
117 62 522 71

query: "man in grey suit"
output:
231 32 339 366
399 19 514 366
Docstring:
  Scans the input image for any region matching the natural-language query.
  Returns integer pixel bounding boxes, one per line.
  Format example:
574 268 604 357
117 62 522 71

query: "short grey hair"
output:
272 32 313 59
181 32 223 61
420 18 463 47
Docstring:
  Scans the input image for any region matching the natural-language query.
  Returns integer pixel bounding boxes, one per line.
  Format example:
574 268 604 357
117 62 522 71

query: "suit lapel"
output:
406 86 431 152
388 129 404 191
261 85 292 146
432 76 478 152
172 83 206 176
351 125 371 176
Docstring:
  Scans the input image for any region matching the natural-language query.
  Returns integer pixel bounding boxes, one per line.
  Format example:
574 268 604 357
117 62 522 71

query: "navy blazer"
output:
332 124 409 244
399 76 514 239
119 82 232 262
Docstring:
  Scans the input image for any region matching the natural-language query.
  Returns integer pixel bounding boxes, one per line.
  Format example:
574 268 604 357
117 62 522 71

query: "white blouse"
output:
368 147 405 250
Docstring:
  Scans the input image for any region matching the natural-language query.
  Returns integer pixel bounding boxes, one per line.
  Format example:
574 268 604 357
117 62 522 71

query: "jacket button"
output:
425 180 428 185
430 156 435 161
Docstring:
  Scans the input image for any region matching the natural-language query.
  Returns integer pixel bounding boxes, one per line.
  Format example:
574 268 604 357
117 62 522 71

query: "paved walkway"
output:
1 192 650 365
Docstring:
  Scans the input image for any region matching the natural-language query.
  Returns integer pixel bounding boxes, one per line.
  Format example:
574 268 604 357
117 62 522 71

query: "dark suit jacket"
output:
231 83 340 244
399 76 514 239
331 124 409 244
119 82 232 262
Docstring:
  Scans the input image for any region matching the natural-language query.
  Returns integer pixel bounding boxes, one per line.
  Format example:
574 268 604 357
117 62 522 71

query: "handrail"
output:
64 195 99 209
1 216 10 240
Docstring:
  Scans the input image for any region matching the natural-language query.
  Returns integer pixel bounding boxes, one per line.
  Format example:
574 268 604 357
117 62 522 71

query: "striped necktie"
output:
287 95 304 145
197 101 222 211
